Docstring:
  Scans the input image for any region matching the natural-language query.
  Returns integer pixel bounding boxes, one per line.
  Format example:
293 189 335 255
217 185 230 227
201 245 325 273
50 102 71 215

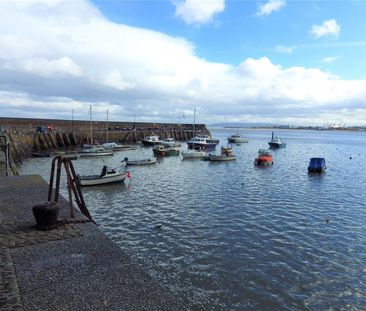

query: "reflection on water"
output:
20 129 366 310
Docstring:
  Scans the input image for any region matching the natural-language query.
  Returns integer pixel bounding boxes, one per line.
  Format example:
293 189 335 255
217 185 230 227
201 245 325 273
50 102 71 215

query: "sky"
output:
0 0 366 126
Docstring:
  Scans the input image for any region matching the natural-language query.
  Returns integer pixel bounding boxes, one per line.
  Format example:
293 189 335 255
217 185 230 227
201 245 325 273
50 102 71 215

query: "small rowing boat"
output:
126 157 156 166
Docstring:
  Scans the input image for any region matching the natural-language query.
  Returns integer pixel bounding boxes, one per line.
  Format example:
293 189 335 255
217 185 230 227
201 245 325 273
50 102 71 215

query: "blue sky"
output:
94 0 366 79
0 0 365 125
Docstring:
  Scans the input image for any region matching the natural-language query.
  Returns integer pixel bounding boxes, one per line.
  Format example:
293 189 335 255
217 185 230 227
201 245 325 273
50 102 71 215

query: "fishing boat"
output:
153 145 180 157
227 134 249 144
126 157 156 166
78 147 114 157
208 146 236 161
102 142 134 151
161 137 181 147
186 135 219 150
78 166 130 186
268 132 286 149
181 108 208 159
254 149 273 166
141 135 161 146
308 157 326 173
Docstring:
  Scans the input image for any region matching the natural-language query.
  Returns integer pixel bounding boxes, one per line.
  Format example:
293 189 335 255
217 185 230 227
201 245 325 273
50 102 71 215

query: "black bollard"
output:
32 201 60 230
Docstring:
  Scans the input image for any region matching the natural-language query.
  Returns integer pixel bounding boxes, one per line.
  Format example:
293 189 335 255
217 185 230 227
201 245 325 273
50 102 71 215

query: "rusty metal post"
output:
47 156 94 223
63 160 75 218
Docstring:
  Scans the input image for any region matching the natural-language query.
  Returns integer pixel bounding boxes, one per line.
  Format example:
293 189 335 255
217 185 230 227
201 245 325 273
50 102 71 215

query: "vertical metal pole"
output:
63 161 75 218
106 109 109 142
72 109 74 132
90 105 93 145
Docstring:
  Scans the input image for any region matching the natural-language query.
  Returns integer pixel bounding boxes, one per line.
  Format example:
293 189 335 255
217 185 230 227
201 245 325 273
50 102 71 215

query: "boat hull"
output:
181 150 207 158
227 138 248 143
127 158 156 165
209 155 236 161
79 172 128 186
79 152 114 157
308 168 326 173
268 142 286 149
254 155 273 166
187 142 218 150
153 149 180 157
141 141 161 146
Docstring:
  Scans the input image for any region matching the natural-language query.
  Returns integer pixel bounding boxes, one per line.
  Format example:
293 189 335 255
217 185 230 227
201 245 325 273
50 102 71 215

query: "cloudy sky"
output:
0 0 366 125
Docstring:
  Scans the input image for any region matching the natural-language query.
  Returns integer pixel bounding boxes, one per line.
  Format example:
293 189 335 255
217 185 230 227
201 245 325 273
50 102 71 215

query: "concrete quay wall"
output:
0 117 211 175
0 175 185 310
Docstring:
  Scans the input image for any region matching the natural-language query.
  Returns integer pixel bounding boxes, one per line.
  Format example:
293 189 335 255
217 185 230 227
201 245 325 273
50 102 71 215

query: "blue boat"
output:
308 158 326 173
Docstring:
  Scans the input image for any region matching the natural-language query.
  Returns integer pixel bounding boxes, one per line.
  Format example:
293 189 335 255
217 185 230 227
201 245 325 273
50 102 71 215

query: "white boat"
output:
102 142 122 149
78 166 130 186
78 147 114 157
161 138 181 147
182 108 209 158
227 134 249 144
141 135 161 146
102 142 134 151
181 149 207 159
208 146 236 161
126 157 156 166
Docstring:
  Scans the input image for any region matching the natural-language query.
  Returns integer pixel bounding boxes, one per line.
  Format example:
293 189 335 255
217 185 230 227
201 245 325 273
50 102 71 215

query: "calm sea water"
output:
20 129 366 310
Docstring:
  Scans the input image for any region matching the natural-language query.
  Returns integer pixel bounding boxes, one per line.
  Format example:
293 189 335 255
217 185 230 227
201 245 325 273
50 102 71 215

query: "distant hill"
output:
208 122 276 128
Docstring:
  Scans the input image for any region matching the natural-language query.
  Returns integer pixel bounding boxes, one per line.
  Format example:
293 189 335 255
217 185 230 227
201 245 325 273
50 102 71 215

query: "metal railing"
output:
48 156 94 223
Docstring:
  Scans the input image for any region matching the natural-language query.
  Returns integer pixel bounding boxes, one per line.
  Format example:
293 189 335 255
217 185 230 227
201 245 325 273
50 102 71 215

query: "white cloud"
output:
274 45 295 54
321 56 341 64
256 0 286 17
175 0 225 25
311 19 341 39
0 0 365 125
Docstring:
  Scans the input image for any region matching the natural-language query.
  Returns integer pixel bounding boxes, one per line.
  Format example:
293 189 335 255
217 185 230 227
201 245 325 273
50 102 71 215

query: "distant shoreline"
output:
208 126 366 132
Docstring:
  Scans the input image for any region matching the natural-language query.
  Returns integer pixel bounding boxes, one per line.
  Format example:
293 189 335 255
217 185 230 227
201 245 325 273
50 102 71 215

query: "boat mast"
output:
90 105 93 145
106 109 109 142
193 107 196 149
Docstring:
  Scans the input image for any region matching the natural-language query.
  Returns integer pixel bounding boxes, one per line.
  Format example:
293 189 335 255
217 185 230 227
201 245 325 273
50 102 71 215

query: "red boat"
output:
254 149 273 166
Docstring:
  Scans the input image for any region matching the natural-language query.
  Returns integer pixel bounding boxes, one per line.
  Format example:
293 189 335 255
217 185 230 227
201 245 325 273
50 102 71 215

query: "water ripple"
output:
20 129 366 310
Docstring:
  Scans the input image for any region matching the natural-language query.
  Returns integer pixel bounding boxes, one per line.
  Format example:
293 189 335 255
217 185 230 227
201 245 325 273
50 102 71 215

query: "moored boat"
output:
227 134 249 144
141 135 161 146
126 157 157 166
254 149 273 166
78 166 130 186
78 147 114 157
187 135 219 150
268 132 286 149
181 149 207 159
308 157 326 173
161 138 181 147
102 142 134 151
153 145 180 156
208 146 236 161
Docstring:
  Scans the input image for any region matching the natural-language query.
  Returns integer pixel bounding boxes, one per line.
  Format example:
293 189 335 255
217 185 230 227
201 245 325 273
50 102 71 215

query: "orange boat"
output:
254 149 273 166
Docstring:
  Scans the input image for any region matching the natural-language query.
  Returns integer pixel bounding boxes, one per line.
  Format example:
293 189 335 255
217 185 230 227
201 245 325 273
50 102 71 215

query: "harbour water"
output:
20 129 366 310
